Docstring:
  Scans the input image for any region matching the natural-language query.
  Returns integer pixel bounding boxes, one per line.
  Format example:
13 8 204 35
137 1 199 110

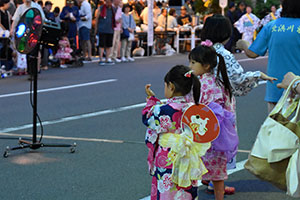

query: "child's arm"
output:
142 84 162 126
260 72 277 83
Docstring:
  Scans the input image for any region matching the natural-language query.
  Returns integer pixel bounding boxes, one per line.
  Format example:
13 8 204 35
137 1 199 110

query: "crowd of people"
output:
0 0 198 77
0 0 284 77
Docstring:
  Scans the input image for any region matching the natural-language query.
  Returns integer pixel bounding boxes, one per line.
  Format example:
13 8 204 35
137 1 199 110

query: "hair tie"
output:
184 70 193 78
201 39 213 47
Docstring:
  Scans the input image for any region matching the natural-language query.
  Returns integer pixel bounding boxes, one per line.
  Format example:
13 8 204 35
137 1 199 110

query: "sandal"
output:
205 182 235 195
201 180 210 186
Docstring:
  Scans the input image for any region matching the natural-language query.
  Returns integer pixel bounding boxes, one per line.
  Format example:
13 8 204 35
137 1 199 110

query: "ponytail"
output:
192 73 200 104
216 54 232 100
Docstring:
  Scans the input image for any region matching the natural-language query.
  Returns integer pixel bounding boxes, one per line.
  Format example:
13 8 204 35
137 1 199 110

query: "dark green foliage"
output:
254 0 281 18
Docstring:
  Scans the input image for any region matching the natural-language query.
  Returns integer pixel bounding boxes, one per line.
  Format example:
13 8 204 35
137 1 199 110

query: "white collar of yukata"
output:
213 43 224 50
166 96 187 104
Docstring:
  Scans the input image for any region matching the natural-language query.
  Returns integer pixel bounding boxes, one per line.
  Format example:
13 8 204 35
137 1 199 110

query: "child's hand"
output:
260 72 277 83
145 84 155 97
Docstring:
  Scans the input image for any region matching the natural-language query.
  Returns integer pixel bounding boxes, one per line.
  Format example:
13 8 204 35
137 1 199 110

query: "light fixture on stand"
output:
3 8 76 158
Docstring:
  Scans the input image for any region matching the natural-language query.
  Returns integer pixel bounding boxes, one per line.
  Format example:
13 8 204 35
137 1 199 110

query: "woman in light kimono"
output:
260 5 279 27
234 5 260 45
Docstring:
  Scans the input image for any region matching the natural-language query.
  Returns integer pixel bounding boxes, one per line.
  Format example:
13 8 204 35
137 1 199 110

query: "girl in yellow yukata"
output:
142 65 210 200
234 5 260 45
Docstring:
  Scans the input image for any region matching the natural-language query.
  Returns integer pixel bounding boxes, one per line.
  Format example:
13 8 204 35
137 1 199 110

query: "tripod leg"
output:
42 142 77 153
3 144 31 158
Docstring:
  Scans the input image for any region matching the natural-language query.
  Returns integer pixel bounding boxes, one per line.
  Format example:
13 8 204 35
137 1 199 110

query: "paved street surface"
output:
0 53 295 200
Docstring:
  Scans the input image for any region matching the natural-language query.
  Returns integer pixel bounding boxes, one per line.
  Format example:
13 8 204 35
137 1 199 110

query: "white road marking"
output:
0 99 169 133
0 132 125 144
0 79 117 99
0 102 147 133
139 159 248 200
237 56 268 62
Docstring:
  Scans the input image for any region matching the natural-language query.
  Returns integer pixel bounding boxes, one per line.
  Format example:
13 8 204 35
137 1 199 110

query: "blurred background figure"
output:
109 0 122 63
225 1 236 52
183 0 194 16
78 0 92 61
60 0 80 48
234 5 260 45
260 5 278 27
177 6 191 26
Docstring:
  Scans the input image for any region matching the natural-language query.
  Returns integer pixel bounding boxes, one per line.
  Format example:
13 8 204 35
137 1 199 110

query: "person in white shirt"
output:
155 8 166 31
77 0 92 61
11 0 44 32
167 8 178 30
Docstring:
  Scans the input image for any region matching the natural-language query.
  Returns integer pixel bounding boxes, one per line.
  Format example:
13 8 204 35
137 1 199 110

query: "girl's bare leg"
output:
212 180 224 200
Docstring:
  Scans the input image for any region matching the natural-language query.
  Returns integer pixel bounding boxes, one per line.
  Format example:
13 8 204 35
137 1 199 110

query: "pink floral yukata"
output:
142 96 198 200
199 73 236 181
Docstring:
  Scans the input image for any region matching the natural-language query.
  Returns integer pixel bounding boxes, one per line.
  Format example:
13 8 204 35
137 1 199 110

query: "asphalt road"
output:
0 53 296 200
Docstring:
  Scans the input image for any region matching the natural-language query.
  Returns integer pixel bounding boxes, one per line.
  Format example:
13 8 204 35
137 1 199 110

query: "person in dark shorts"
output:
94 0 115 65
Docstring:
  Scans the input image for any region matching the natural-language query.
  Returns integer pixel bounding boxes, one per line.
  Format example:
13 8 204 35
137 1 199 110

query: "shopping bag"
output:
244 77 300 197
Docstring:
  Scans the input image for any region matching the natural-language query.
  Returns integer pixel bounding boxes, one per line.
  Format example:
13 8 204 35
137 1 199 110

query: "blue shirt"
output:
249 17 300 103
60 6 80 39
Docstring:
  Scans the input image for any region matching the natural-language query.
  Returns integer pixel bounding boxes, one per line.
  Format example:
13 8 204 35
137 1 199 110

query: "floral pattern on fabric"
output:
199 73 236 180
142 96 198 200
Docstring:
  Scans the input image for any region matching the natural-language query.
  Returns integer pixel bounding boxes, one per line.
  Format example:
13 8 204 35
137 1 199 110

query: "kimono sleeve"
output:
225 53 261 96
142 97 179 134
234 15 245 33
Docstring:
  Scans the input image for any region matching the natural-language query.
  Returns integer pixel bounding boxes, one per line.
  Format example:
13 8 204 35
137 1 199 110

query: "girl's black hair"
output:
200 14 232 44
164 65 201 104
189 45 232 99
281 0 300 18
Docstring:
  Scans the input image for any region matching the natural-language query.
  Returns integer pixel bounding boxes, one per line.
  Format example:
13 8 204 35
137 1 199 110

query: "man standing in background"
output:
78 0 92 61
110 0 122 63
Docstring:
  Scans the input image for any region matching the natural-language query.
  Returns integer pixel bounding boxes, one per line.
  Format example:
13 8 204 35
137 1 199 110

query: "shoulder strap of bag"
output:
270 77 300 116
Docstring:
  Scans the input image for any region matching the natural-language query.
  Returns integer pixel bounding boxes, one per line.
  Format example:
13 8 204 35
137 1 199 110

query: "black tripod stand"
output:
3 46 76 158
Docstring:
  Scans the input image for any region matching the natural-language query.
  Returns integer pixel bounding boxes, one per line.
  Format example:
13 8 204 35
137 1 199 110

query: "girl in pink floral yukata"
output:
188 40 236 200
142 65 208 200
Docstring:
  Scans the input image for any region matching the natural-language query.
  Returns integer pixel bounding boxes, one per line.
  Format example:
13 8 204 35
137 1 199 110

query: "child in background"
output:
188 41 235 200
55 36 73 68
142 65 207 200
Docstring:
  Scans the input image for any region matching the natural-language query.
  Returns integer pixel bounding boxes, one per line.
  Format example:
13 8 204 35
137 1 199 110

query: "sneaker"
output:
106 58 115 65
60 64 67 68
121 57 128 62
113 58 121 63
85 57 92 61
98 60 106 65
127 57 135 62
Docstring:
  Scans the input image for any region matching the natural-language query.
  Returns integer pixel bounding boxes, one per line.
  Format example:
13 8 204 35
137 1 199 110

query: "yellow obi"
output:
158 129 211 188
